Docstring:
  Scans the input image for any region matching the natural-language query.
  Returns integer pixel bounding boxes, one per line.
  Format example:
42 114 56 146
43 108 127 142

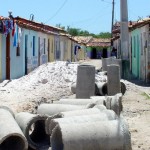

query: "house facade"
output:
112 18 150 82
0 15 71 81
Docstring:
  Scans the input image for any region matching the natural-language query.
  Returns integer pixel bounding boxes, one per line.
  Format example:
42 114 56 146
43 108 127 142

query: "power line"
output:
70 4 111 26
44 0 68 24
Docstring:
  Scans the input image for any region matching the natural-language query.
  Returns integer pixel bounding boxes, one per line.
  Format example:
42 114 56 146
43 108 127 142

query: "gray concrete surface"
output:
107 64 121 95
76 65 95 98
0 106 28 150
51 118 132 150
37 104 85 116
54 98 106 106
48 112 117 135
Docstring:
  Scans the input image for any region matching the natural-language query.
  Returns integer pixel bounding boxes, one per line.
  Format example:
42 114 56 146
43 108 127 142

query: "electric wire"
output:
44 0 68 24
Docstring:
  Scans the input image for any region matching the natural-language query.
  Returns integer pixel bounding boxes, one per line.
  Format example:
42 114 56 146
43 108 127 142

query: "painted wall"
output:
48 34 55 62
140 24 150 82
38 32 48 66
22 29 39 74
131 28 141 78
66 38 72 61
78 44 86 60
1 34 6 80
10 29 24 79
0 34 2 81
54 35 60 60
71 42 78 62
139 26 148 81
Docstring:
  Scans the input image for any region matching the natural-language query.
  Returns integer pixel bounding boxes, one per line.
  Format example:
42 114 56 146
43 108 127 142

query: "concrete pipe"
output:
102 57 112 71
54 98 106 106
70 82 76 94
0 106 28 150
47 111 117 135
15 112 49 150
105 93 123 115
37 104 86 116
94 81 126 96
120 81 127 95
111 58 122 77
107 64 121 96
98 71 107 76
45 108 106 134
51 118 132 150
95 82 107 96
76 65 95 98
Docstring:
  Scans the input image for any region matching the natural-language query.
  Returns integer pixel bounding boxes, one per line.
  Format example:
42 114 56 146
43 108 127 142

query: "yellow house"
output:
47 34 55 62
78 43 86 60
59 34 72 61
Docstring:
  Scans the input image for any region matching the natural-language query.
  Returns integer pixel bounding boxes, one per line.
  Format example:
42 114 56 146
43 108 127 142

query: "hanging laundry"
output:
0 20 4 33
18 27 22 44
13 23 18 47
12 20 15 36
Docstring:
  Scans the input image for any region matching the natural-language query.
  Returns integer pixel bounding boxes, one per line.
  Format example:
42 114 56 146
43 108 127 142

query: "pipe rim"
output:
0 133 28 150
25 115 50 149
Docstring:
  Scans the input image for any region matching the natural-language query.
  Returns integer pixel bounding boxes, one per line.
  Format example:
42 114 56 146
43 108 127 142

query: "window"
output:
33 36 35 56
16 43 20 56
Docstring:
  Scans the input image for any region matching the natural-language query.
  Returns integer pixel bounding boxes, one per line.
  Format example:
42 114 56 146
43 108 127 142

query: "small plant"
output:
141 92 150 100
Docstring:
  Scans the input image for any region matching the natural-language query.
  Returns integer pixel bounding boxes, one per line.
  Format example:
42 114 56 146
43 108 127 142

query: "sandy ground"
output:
122 80 150 150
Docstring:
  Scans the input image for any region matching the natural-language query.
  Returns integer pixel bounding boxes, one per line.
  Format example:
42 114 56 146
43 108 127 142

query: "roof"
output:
14 16 66 35
72 36 93 44
0 16 10 20
87 38 111 47
112 18 150 41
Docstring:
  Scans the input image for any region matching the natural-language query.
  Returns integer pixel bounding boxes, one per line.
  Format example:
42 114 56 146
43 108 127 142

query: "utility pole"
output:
120 0 129 60
111 0 115 46
120 0 130 78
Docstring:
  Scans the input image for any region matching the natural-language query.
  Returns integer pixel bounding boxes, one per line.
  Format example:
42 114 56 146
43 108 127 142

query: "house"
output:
0 15 66 81
73 36 111 59
86 38 111 59
112 18 150 82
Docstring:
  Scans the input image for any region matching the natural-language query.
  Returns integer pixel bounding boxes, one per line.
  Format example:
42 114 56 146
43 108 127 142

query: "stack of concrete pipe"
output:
70 79 126 96
0 96 131 150
0 65 130 150
54 93 123 115
70 62 126 96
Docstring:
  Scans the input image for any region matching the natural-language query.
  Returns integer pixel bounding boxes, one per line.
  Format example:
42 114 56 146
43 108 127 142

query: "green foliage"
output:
94 32 111 38
56 24 111 38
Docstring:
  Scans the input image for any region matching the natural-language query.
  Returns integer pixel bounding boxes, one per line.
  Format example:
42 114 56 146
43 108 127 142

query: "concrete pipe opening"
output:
51 125 63 150
0 135 26 150
27 119 50 149
95 82 107 96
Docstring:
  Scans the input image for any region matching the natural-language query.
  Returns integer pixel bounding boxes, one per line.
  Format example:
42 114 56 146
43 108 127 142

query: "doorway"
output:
102 48 107 58
92 48 97 59
25 35 28 75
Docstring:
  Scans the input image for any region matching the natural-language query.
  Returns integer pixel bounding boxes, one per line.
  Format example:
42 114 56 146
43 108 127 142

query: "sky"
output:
0 0 150 34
